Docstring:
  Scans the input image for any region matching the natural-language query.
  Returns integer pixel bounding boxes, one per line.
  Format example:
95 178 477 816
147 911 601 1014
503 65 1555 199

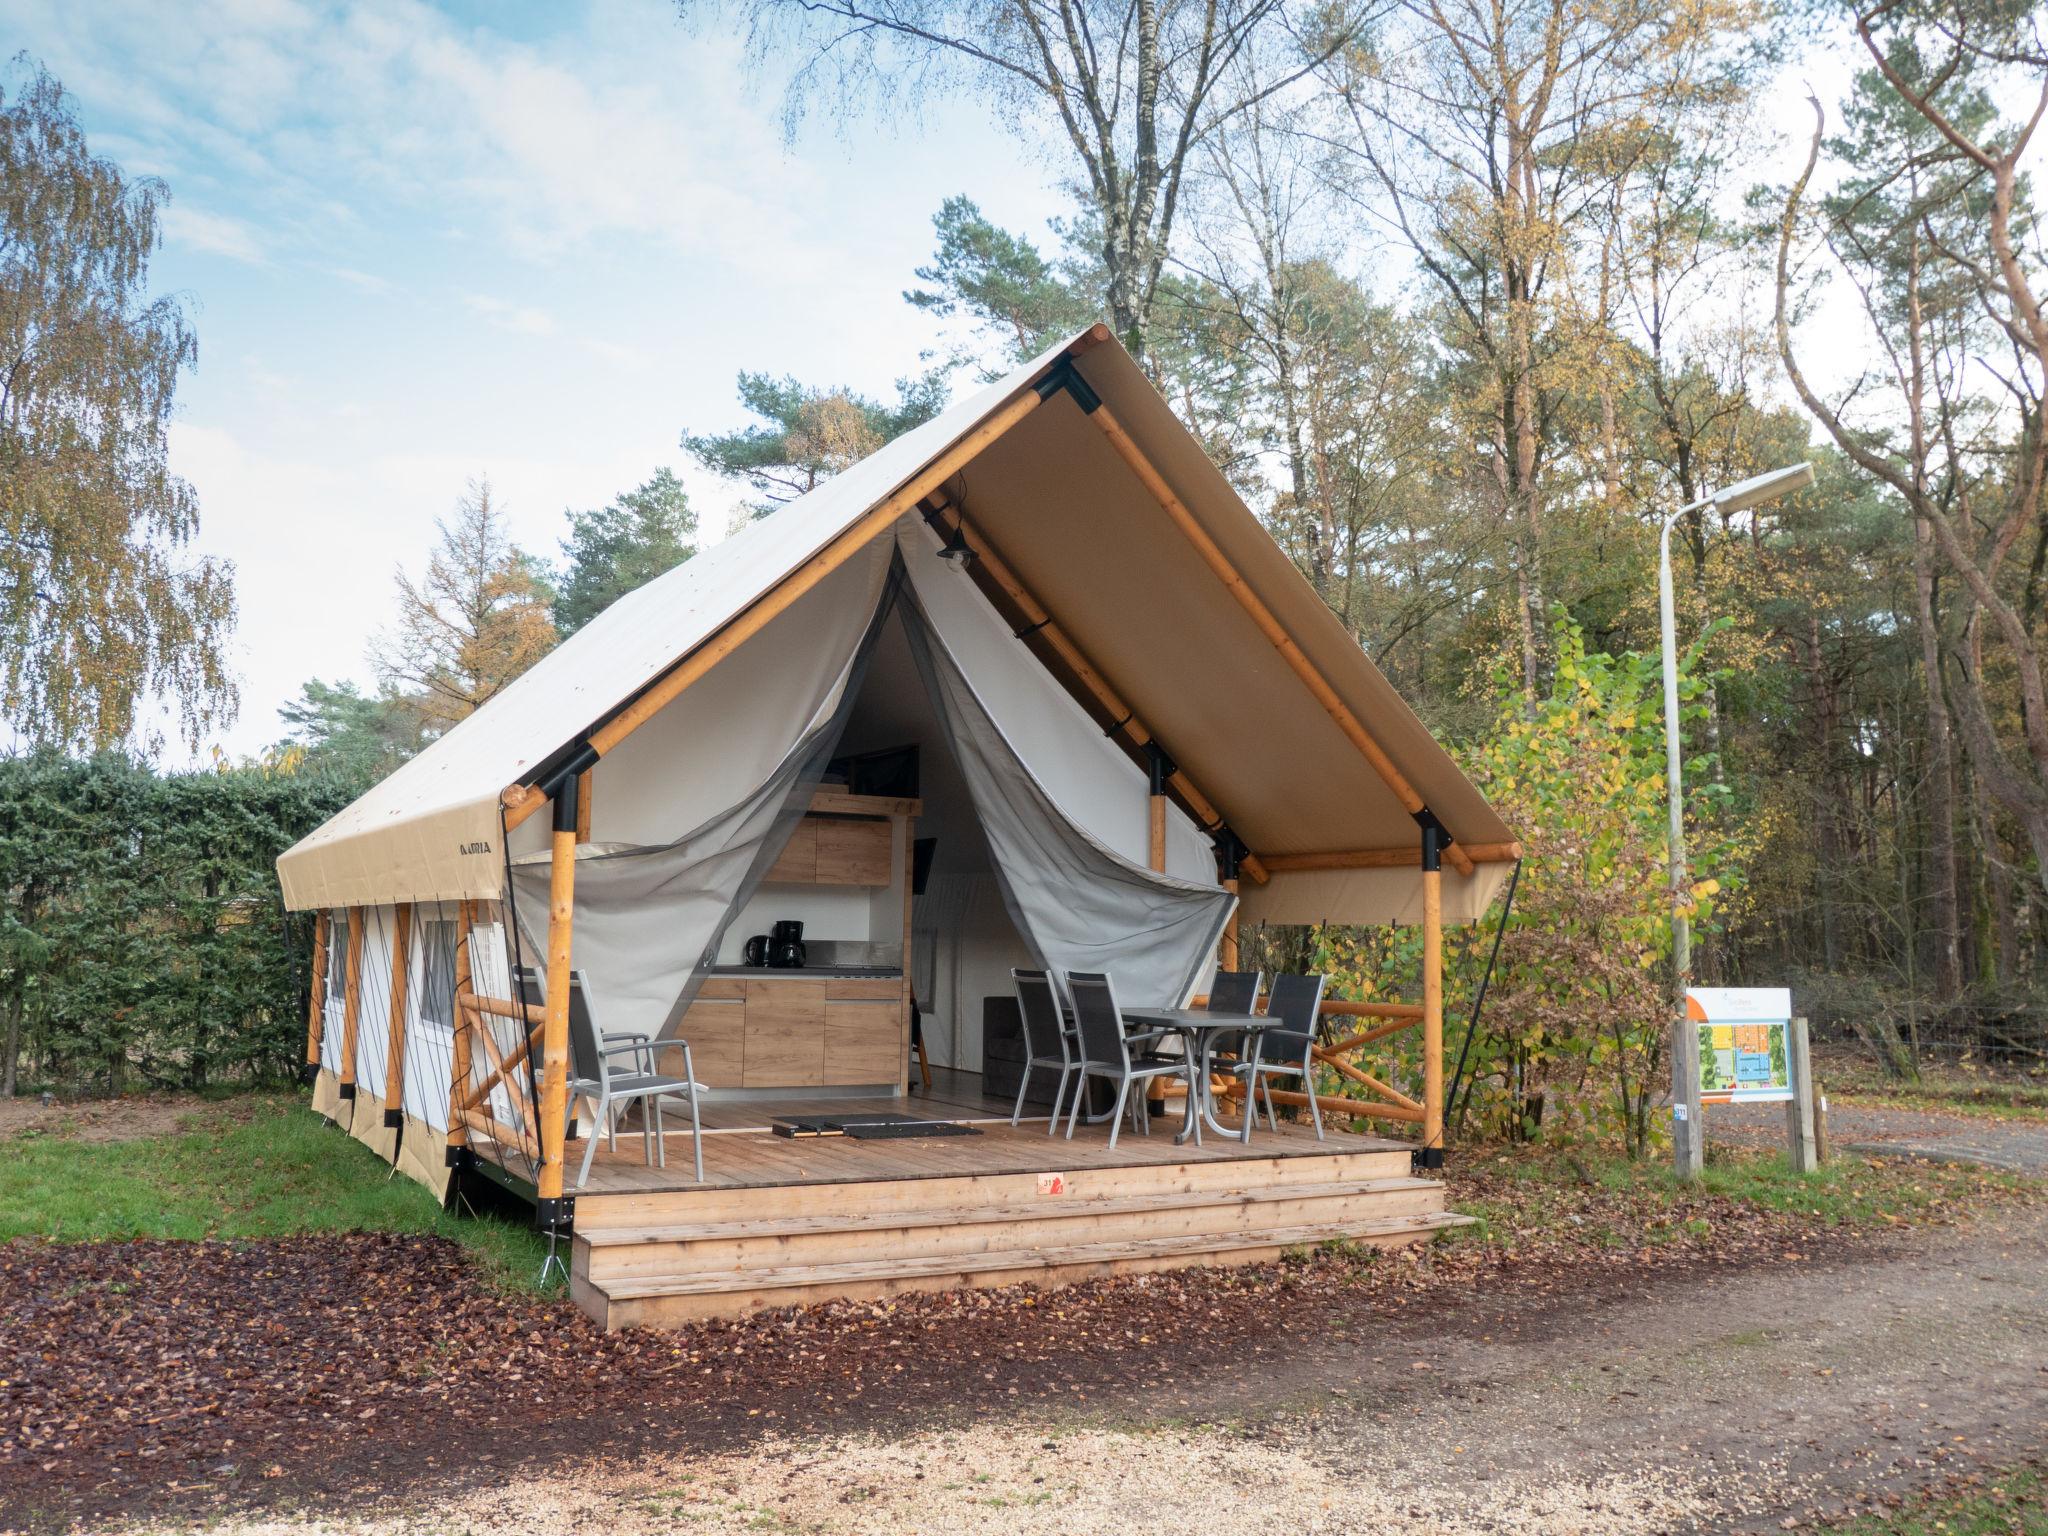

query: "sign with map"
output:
1688 987 1793 1104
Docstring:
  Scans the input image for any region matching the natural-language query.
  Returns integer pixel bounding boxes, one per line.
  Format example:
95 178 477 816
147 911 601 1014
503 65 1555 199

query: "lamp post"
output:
1661 460 1813 1179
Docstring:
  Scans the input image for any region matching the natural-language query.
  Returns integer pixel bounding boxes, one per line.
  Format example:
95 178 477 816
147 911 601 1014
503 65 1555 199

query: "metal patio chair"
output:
515 965 706 1187
1062 970 1194 1150
1010 968 1078 1132
1202 968 1265 1066
1232 971 1328 1142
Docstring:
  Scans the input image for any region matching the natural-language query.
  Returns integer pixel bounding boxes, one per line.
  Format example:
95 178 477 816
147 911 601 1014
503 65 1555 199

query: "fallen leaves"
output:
0 1152 2026 1530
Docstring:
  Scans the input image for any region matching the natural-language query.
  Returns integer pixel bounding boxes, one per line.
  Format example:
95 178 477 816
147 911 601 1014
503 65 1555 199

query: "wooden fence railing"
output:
1178 995 1428 1125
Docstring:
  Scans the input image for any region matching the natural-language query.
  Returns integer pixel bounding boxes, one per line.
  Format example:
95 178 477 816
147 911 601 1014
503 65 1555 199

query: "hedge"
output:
0 753 367 1094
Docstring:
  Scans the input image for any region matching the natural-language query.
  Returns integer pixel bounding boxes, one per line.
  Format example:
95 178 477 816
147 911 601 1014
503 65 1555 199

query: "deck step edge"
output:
578 1175 1445 1246
595 1211 1475 1301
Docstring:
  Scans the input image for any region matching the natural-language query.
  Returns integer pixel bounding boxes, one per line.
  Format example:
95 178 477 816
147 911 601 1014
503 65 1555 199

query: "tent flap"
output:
898 570 1233 1007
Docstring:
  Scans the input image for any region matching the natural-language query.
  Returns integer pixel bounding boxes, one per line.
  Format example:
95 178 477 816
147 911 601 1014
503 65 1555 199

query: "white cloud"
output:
465 293 558 337
14 0 829 280
162 204 267 262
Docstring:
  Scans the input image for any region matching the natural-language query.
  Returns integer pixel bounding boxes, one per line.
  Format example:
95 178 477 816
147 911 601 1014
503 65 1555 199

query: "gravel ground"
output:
1714 1098 2048 1173
83 1203 2048 1536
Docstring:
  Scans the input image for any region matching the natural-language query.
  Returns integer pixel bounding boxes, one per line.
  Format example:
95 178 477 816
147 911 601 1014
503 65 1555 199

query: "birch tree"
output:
0 61 236 752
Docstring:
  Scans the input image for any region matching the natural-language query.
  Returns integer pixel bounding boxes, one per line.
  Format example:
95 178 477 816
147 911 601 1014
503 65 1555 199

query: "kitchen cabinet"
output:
674 992 746 1087
665 975 906 1091
762 808 893 888
764 818 817 883
813 818 891 885
741 978 826 1086
824 1000 904 1085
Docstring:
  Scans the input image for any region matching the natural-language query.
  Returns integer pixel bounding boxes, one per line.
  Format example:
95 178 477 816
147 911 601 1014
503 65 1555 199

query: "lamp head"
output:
1710 461 1814 515
936 522 977 565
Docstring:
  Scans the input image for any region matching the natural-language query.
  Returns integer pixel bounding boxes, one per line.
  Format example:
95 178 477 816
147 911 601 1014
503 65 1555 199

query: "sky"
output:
2 0 1070 762
4 1 1889 767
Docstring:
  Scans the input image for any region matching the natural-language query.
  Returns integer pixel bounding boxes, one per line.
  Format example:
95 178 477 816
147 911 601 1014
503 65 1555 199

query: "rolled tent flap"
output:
1238 860 1516 928
895 573 1234 1008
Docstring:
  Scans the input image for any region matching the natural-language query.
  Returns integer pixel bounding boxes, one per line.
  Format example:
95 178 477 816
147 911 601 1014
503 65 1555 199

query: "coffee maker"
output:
769 919 806 969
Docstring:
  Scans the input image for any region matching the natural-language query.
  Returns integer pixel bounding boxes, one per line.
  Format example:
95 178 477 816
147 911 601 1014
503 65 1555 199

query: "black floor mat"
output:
771 1113 983 1140
842 1118 981 1139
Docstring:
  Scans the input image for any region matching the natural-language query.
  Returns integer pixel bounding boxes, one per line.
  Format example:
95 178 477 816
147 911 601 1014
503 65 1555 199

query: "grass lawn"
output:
0 1093 548 1288
1442 1141 2035 1253
1815 1468 2048 1534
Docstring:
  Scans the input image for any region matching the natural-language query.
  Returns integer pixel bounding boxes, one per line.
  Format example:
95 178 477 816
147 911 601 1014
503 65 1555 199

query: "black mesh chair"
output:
1203 968 1265 1064
1232 972 1328 1142
516 965 705 1187
1062 971 1193 1149
1011 969 1077 1132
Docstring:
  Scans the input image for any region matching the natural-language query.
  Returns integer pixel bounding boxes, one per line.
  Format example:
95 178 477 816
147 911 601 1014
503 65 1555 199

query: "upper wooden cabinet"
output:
764 814 892 886
764 818 818 883
815 818 891 884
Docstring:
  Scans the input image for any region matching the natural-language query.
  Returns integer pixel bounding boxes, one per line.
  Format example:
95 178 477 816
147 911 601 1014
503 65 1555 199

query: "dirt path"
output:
0 1093 230 1143
108 1207 2047 1536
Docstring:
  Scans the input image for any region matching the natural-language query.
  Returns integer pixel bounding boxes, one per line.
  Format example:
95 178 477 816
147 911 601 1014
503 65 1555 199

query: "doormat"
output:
772 1113 982 1140
843 1117 981 1140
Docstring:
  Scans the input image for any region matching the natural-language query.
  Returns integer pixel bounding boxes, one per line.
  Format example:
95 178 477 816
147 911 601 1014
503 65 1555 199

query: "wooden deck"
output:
471 1070 1469 1329
552 1067 1405 1197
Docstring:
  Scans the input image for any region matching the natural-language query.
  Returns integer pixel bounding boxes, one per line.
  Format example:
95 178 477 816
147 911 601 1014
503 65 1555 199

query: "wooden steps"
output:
567 1146 1465 1329
579 1175 1448 1278
584 1213 1473 1328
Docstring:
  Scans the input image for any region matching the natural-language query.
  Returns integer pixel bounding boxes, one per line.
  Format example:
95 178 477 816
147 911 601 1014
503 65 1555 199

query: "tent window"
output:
325 912 348 1007
419 919 458 1027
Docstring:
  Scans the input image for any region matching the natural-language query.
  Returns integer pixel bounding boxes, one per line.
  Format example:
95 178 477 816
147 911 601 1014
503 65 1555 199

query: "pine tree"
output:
683 370 948 519
554 468 697 634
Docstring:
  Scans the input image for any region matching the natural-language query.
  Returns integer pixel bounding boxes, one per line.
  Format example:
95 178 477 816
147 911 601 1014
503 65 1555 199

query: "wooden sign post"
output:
1672 1010 1704 1182
1784 1016 1819 1174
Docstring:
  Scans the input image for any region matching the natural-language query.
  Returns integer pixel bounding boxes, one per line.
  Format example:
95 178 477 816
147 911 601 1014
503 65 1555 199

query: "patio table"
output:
1120 1008 1269 1146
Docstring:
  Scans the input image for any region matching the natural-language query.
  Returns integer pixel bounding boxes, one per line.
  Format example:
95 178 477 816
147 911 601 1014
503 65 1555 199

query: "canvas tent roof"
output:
277 326 1515 925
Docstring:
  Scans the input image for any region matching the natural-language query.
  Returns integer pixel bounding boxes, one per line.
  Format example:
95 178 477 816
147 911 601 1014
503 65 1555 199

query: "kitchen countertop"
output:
706 966 904 980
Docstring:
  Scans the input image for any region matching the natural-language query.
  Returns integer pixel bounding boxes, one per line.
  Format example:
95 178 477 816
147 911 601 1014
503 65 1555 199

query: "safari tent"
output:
281 324 1519 1327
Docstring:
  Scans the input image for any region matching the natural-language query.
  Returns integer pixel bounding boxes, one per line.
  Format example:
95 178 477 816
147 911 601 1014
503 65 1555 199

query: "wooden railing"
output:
1180 995 1427 1126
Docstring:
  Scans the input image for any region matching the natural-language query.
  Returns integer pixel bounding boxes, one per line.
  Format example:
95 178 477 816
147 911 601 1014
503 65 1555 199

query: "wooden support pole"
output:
1220 879 1240 971
1260 842 1522 873
1785 1015 1819 1174
927 498 1269 884
446 900 476 1156
1082 396 1475 877
380 902 413 1128
302 911 331 1076
536 780 578 1215
1421 817 1445 1165
1672 1002 1704 1181
337 907 364 1100
575 768 593 843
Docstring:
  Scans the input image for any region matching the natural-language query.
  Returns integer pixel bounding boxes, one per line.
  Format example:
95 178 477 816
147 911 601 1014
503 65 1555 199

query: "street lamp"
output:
1660 460 1813 1177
